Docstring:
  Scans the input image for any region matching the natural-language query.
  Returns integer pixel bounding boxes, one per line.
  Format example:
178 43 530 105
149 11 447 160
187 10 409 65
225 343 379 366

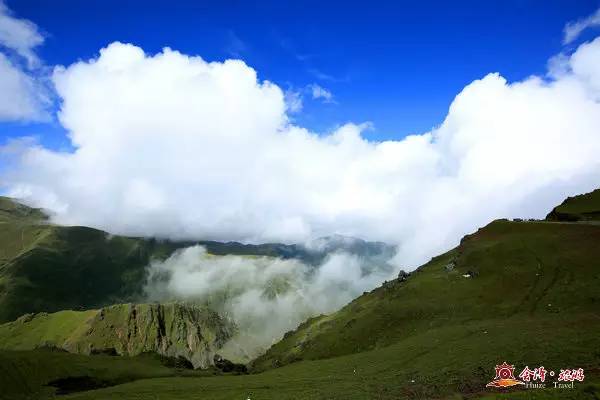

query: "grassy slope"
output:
253 219 600 369
2 218 599 399
2 194 600 399
0 227 187 323
0 197 191 323
546 188 600 221
3 314 598 399
0 310 96 350
0 349 220 400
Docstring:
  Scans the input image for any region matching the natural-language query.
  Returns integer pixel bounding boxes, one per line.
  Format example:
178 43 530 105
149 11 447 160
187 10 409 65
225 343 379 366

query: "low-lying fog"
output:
144 244 395 361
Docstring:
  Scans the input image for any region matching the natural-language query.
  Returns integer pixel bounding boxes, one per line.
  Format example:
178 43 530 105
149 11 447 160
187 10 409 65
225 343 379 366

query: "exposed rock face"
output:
76 303 236 369
397 270 410 281
0 303 236 369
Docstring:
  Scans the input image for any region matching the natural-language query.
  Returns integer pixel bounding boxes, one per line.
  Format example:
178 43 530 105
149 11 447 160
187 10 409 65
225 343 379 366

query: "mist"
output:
144 245 394 361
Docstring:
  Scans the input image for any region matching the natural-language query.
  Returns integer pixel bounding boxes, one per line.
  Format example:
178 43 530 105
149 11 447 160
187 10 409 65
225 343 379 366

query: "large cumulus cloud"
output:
4 38 600 268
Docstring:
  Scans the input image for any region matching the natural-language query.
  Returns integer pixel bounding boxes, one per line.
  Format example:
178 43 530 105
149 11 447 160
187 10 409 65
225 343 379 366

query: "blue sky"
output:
2 0 600 258
2 0 600 149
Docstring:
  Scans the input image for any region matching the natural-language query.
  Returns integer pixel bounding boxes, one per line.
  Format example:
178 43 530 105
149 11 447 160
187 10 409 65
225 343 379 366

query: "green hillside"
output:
546 188 600 221
2 314 599 399
0 349 224 400
253 219 600 369
0 196 193 323
0 227 185 324
1 192 600 399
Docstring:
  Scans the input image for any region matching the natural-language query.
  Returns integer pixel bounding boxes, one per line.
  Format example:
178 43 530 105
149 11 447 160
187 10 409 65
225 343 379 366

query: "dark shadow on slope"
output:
46 376 116 395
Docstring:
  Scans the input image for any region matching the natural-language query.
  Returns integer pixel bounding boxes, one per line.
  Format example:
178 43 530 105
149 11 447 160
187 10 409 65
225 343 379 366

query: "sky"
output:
2 0 600 271
2 0 600 146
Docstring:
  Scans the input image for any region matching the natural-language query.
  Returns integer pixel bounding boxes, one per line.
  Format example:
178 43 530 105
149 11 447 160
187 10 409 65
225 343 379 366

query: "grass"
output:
546 188 600 221
0 212 189 323
2 313 598 399
0 310 96 350
0 349 220 400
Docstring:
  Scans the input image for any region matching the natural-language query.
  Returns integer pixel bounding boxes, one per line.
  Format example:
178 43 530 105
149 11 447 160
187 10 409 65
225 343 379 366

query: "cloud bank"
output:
4 37 600 269
144 245 392 361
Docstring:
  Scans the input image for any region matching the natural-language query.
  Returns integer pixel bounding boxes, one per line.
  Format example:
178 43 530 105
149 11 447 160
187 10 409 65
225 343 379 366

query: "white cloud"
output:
284 88 303 113
0 1 48 121
564 7 600 45
0 52 48 120
309 83 333 102
0 0 44 67
4 38 600 271
285 83 334 112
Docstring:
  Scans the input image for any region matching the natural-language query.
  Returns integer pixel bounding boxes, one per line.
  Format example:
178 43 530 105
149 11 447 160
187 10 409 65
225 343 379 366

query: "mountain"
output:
0 196 394 324
303 234 396 265
0 303 234 369
0 197 190 323
1 192 599 399
252 215 600 372
197 234 396 266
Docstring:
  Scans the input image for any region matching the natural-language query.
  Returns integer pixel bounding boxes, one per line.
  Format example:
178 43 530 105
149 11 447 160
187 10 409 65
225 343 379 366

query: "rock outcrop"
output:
0 303 236 369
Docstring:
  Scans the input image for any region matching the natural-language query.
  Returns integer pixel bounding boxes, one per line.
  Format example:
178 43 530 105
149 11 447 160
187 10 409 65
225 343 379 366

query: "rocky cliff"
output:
0 303 235 369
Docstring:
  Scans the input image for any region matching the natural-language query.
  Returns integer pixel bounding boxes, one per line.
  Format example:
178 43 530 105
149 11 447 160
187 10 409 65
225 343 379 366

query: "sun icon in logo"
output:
486 362 526 388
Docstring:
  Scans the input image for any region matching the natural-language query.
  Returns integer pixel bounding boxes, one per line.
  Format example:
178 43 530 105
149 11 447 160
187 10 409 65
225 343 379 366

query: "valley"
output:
0 191 599 398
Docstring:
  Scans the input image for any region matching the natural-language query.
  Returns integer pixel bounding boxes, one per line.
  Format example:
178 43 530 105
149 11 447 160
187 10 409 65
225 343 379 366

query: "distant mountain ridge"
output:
0 196 395 323
198 234 395 266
